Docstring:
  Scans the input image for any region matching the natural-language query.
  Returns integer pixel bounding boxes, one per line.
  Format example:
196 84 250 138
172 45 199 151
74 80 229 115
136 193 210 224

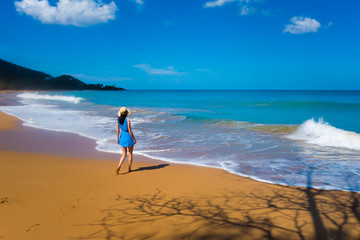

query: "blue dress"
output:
118 118 135 147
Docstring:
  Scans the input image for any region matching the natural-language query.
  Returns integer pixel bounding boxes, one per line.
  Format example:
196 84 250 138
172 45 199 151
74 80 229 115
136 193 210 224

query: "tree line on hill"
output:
0 59 125 91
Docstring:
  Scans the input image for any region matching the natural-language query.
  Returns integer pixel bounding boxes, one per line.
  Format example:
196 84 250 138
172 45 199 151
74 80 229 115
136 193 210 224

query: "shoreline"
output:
0 90 360 193
2 106 358 193
1 91 360 192
1 93 360 239
2 91 360 192
1 107 356 193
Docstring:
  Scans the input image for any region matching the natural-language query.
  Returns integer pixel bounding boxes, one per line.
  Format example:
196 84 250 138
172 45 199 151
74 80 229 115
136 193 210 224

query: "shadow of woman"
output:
123 164 170 174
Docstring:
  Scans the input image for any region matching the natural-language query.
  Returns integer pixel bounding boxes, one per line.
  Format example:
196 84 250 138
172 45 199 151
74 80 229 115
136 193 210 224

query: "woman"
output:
116 107 136 174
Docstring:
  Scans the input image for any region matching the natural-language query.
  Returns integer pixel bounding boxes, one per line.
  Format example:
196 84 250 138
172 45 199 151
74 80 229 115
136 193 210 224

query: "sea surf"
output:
1 90 360 192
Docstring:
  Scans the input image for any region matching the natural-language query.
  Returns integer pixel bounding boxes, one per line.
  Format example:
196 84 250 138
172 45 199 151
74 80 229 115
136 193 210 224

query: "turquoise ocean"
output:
1 90 360 192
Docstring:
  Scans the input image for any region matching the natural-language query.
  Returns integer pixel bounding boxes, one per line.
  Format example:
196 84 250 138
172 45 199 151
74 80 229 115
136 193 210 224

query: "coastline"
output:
1 95 360 239
3 90 360 192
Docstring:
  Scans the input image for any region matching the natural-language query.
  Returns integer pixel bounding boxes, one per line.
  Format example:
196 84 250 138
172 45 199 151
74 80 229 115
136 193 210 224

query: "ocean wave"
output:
17 92 84 104
2 90 360 192
288 118 360 151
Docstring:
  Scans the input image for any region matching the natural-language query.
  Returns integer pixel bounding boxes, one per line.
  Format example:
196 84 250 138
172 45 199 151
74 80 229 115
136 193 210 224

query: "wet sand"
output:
0 109 359 239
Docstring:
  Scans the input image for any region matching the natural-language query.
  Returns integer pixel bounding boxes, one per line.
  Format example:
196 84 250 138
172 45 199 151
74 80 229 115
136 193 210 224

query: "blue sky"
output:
1 0 359 90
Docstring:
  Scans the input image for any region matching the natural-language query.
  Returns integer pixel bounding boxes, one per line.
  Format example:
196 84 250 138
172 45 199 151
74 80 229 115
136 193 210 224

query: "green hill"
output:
0 59 125 91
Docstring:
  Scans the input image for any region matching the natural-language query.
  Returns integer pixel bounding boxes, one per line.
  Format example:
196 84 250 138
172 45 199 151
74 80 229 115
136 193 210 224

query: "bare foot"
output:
116 168 120 175
128 169 132 173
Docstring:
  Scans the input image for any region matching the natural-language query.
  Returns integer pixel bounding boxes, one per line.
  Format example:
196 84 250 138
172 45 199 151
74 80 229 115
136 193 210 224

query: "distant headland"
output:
0 59 125 91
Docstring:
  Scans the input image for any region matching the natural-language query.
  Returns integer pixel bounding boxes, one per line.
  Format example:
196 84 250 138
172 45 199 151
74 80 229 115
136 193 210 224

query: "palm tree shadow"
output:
123 164 170 175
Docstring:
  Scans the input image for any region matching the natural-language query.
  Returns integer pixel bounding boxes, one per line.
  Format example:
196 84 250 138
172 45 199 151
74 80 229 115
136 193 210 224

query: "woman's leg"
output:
116 146 127 175
128 145 134 172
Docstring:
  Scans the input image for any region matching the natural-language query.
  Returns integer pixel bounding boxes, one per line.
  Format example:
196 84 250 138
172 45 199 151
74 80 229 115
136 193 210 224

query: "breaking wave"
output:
288 118 360 151
17 92 84 104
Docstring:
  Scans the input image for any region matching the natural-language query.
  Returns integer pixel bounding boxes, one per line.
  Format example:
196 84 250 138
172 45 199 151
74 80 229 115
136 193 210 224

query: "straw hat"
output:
118 107 130 117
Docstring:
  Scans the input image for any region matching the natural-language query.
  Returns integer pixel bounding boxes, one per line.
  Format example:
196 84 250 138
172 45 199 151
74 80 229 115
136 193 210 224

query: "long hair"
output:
118 110 128 125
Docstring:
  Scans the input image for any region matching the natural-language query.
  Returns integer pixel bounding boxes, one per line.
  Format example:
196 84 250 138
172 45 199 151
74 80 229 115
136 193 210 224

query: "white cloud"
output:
203 0 236 8
323 22 333 30
240 5 255 15
132 0 143 5
134 64 185 76
204 0 261 16
284 16 321 34
14 0 117 26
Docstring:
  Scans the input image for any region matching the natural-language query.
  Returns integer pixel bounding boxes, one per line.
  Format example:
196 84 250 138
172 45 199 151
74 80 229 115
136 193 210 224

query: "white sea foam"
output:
0 103 112 143
2 91 360 192
288 118 360 151
17 92 84 104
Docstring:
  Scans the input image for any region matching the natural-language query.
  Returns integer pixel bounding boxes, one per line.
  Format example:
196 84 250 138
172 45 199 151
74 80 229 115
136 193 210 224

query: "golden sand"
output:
0 111 359 240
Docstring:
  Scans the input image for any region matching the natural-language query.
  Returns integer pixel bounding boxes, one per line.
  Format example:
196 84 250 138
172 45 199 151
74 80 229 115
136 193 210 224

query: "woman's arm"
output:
127 119 137 144
116 120 120 144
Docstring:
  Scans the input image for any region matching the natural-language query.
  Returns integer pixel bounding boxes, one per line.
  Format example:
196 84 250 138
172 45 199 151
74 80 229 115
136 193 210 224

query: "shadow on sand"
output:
121 164 170 175
79 171 360 240
132 164 170 172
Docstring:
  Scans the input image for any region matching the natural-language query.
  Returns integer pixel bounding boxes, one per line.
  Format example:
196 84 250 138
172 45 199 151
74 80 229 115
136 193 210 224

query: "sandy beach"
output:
2 0 360 237
1 105 360 239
